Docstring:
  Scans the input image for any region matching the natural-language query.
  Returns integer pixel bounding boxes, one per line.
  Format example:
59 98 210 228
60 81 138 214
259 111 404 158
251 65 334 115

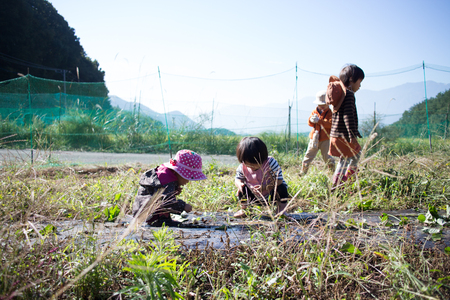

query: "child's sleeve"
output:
320 110 333 131
161 182 178 201
267 157 284 181
342 92 361 139
307 110 317 127
235 164 245 181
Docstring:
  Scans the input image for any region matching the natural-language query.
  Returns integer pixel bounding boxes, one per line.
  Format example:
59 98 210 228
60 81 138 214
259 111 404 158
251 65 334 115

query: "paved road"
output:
0 149 238 166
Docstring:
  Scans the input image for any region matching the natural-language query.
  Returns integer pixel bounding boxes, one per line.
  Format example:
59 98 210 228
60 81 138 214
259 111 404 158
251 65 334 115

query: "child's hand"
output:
253 185 263 194
350 138 361 153
175 186 183 195
184 203 192 213
261 182 274 192
309 114 320 123
236 180 245 193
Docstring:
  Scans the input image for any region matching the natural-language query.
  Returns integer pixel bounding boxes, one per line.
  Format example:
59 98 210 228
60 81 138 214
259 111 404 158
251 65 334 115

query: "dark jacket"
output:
330 89 362 141
132 167 185 218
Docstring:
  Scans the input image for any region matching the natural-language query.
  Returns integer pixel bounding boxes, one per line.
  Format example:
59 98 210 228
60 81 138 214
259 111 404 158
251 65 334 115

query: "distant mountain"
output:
109 95 198 129
109 81 450 135
356 81 450 125
209 81 450 135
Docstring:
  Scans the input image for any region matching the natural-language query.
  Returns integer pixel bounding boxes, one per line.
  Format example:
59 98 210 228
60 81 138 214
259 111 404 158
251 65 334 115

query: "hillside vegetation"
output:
0 0 105 83
383 88 450 138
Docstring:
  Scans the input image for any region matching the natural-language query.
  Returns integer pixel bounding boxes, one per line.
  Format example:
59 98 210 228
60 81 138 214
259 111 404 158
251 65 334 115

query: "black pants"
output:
238 183 289 205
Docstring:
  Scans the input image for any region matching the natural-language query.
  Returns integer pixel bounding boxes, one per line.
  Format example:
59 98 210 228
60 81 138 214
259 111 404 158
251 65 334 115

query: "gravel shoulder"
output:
0 149 238 167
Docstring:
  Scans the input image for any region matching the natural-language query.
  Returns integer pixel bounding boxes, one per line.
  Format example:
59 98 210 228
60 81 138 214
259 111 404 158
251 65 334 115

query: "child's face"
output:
349 78 363 93
243 161 261 171
174 172 190 186
318 104 328 110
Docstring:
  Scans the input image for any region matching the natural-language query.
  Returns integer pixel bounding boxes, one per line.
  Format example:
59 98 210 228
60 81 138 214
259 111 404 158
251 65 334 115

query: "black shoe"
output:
147 216 181 227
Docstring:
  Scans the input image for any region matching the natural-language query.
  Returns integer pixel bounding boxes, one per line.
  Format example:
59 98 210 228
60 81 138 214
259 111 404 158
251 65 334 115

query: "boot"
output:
300 163 310 175
331 173 344 192
326 162 335 173
146 213 181 227
342 167 357 183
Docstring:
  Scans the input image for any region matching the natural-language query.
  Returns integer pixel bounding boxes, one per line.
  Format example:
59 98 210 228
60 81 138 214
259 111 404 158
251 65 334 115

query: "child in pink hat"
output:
132 149 207 226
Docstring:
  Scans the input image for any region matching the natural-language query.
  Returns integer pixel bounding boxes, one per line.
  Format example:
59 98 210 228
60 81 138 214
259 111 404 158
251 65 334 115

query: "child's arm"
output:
307 110 319 127
320 110 333 131
235 164 246 192
262 179 283 192
235 178 245 192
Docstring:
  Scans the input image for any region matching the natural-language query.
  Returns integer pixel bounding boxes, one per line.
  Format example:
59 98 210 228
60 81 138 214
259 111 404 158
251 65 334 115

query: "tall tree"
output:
0 0 105 83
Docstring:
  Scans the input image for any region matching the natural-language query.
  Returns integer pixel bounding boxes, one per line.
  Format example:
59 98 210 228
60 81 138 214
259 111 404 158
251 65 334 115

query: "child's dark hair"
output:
339 64 365 87
236 137 268 164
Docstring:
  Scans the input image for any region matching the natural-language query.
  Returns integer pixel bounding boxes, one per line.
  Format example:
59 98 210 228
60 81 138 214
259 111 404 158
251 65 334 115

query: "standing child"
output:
301 90 335 175
328 64 365 190
132 149 207 226
234 137 289 218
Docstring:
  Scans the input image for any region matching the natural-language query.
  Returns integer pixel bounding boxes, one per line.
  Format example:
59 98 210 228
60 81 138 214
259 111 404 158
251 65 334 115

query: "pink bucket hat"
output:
163 150 207 181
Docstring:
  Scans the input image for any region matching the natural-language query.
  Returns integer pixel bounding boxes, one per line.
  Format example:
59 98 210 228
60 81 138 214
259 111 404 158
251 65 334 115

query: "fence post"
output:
422 61 432 152
25 75 33 164
445 103 449 140
295 62 299 156
158 66 172 158
288 100 291 151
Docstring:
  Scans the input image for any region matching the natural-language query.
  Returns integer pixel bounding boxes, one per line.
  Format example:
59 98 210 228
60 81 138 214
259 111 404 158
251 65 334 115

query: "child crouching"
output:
132 150 206 226
234 137 289 218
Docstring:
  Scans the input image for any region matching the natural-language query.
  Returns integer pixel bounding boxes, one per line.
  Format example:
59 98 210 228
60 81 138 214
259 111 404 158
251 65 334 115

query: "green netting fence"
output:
0 73 449 163
0 75 265 157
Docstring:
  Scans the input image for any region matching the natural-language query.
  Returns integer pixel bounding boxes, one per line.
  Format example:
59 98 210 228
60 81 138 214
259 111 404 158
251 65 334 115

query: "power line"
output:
296 67 330 76
106 73 158 83
161 67 295 81
366 64 423 77
0 52 65 72
425 63 450 73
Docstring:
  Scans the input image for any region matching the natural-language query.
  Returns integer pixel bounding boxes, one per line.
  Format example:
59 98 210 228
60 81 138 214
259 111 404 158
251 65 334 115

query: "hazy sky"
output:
49 0 450 117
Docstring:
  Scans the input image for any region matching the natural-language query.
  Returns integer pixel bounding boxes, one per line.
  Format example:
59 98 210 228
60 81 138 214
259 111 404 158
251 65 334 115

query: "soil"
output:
29 209 450 252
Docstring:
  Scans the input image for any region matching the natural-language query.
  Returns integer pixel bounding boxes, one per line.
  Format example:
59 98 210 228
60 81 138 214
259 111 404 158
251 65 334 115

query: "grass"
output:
1 137 450 299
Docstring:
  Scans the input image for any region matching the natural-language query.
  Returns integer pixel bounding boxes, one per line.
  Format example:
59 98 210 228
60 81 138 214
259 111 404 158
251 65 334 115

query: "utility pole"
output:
288 101 291 142
422 61 432 152
295 62 299 156
445 103 449 140
63 70 67 108
211 98 215 148
286 100 291 153
374 102 376 129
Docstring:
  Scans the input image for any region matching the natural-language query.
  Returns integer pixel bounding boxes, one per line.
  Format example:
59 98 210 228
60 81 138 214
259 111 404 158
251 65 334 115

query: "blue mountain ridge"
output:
109 81 450 135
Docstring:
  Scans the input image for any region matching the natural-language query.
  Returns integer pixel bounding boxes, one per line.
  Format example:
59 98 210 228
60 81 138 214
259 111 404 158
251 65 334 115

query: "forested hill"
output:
388 89 450 138
0 0 105 84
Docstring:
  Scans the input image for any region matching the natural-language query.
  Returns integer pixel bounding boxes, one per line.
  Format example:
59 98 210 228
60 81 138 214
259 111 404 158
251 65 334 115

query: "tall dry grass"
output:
1 135 450 298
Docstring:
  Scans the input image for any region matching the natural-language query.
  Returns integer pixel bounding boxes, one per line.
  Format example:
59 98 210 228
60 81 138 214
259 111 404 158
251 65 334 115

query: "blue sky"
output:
49 0 450 118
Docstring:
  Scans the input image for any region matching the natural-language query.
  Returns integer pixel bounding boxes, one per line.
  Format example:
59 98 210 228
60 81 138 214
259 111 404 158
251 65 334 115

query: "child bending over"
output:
132 149 207 226
234 137 289 218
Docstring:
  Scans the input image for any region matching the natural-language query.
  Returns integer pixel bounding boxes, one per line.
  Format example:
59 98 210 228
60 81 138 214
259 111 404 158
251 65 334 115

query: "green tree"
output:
386 89 450 138
0 0 105 84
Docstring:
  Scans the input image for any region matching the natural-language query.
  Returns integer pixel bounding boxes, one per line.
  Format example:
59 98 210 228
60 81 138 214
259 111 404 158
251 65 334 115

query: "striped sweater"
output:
330 89 362 141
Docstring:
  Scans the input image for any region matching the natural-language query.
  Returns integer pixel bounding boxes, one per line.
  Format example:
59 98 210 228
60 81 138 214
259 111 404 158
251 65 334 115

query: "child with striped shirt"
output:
233 137 289 218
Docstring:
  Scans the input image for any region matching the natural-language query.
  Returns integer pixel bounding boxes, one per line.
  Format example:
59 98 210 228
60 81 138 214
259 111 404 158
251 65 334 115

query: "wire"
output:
296 67 330 76
106 73 158 82
425 63 450 73
366 64 423 77
0 52 64 72
161 67 295 81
